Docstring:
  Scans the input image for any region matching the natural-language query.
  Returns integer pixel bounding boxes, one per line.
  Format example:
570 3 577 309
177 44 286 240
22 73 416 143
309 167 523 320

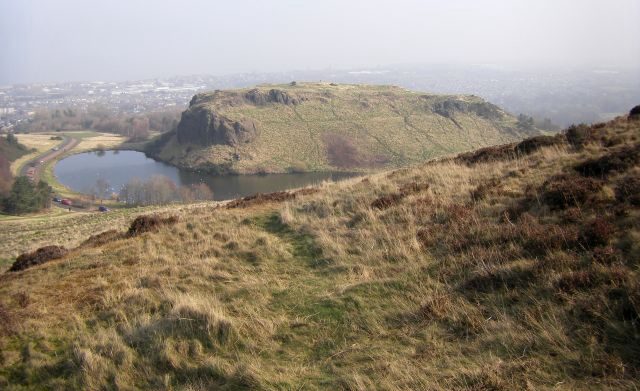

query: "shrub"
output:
226 191 296 208
574 144 640 178
514 135 564 154
456 144 515 165
591 246 622 265
565 124 591 148
371 193 404 210
82 230 124 247
540 174 603 210
556 270 598 292
127 215 178 237
580 218 615 248
323 133 362 169
10 245 68 272
615 174 640 205
398 181 430 196
471 179 501 201
519 216 580 256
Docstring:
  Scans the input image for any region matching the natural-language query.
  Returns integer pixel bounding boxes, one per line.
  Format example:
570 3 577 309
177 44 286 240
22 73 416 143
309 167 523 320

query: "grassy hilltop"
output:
148 83 537 174
1 112 639 389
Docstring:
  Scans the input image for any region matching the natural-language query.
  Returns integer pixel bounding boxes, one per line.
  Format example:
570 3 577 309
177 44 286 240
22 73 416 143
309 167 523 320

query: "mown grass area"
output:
0 201 220 265
10 134 61 175
156 83 537 175
0 115 638 389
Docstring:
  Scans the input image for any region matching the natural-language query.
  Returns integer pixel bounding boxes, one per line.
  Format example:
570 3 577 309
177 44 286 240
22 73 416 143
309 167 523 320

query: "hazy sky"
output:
1 0 639 84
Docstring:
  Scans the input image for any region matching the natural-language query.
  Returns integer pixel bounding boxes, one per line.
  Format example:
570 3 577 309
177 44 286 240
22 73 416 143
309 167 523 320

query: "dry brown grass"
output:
0 115 639 389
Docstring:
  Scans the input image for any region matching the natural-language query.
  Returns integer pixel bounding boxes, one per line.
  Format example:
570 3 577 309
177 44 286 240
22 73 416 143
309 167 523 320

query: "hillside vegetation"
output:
0 134 30 195
148 83 537 174
1 111 639 389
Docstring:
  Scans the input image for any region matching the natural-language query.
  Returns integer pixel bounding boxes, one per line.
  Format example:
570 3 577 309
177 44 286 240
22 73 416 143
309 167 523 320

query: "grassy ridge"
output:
0 115 638 389
154 83 536 174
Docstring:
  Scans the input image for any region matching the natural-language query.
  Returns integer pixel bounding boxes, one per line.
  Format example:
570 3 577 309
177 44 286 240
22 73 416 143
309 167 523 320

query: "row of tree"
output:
117 176 213 206
517 113 559 131
13 106 182 141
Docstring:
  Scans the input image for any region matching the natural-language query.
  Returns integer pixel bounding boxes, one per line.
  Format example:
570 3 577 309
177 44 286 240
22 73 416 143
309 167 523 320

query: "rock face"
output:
432 98 504 120
176 106 258 147
176 88 304 147
244 88 300 106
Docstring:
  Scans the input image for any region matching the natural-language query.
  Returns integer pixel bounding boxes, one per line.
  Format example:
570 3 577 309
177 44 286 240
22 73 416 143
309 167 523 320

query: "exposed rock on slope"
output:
151 83 539 174
176 107 258 147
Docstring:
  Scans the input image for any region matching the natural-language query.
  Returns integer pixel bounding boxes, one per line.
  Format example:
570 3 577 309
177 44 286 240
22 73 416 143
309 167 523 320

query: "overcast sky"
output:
1 0 639 84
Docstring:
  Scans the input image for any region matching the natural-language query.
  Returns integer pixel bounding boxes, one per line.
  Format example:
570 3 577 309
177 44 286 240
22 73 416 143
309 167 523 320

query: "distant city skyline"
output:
1 0 639 84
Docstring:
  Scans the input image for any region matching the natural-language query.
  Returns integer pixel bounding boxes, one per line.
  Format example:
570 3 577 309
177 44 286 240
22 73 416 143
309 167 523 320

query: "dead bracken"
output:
540 174 603 210
456 134 564 165
127 214 179 236
82 229 124 247
9 245 68 272
226 188 318 209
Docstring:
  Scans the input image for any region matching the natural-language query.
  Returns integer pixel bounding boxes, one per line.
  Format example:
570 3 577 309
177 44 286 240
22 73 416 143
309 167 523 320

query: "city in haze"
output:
1 0 639 83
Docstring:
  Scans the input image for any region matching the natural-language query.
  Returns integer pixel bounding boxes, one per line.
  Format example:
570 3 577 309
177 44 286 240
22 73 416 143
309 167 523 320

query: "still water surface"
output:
54 150 358 201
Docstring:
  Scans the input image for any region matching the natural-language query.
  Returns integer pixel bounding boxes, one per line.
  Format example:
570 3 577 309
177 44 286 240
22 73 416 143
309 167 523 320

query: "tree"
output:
2 177 52 215
191 183 213 201
130 117 150 141
517 114 535 130
6 132 18 145
119 175 181 205
0 155 13 194
94 178 110 201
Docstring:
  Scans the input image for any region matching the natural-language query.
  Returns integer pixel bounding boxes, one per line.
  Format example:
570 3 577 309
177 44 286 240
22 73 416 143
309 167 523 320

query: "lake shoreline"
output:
54 150 361 201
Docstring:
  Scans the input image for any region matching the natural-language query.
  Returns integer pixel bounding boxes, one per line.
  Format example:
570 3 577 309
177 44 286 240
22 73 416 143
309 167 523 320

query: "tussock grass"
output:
0 115 639 389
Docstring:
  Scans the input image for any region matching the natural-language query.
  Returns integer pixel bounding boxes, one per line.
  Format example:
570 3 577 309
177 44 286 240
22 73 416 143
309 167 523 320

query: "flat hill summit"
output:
147 83 539 174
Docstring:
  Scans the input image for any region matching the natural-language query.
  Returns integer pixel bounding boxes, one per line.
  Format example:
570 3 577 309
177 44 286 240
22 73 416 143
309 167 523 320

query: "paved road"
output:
18 136 90 212
20 136 79 182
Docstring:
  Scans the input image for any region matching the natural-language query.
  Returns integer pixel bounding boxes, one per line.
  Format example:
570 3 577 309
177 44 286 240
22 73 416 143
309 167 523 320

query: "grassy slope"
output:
0 202 222 267
156 83 534 174
0 117 639 389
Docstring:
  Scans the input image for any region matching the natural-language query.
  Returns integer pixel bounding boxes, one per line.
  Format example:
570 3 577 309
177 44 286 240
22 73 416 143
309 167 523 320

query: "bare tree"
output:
94 178 110 202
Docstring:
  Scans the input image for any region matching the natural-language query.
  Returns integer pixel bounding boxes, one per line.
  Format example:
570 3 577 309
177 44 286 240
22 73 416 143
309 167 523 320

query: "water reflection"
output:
54 150 359 201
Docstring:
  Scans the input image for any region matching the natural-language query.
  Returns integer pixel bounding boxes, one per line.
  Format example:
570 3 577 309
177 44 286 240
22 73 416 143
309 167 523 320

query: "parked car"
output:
98 206 109 212
61 199 72 206
52 197 62 203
